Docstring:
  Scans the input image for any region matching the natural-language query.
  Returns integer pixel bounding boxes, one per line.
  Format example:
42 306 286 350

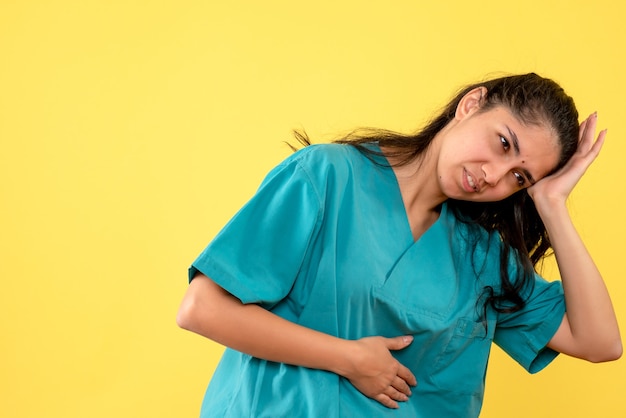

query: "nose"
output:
482 162 508 187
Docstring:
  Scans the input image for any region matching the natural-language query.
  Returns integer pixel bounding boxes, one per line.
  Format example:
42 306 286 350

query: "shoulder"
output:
254 143 372 201
290 143 367 166
283 142 378 182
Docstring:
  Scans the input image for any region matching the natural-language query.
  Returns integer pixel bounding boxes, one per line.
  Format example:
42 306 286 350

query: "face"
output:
435 97 560 202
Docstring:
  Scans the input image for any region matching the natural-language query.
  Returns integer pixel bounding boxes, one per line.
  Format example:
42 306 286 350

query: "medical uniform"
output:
189 143 565 417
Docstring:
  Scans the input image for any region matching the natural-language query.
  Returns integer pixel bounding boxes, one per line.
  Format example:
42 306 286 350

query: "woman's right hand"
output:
178 275 418 409
341 336 417 409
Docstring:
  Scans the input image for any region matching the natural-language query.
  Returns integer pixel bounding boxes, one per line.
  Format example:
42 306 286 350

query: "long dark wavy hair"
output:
293 73 580 319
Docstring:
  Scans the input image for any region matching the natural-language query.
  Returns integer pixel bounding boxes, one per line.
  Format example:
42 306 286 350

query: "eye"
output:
513 171 526 187
500 136 510 151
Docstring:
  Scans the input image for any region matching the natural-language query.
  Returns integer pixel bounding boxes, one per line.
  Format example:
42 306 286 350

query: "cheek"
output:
481 183 519 202
435 170 460 199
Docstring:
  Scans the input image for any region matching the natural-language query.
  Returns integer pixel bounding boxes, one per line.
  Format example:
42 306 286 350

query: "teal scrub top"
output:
189 143 565 418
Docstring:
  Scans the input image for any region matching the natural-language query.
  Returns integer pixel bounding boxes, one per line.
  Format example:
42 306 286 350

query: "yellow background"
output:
1 1 624 417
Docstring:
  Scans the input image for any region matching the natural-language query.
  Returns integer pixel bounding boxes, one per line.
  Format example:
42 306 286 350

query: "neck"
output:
382 143 447 241
384 141 447 214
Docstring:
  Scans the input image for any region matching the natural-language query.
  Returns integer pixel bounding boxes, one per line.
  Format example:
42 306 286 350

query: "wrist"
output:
327 339 358 378
532 194 567 216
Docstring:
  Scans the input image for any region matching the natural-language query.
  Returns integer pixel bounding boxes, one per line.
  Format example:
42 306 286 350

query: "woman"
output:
177 73 621 417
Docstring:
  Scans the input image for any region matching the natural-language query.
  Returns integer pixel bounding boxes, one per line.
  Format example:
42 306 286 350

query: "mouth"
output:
464 168 479 192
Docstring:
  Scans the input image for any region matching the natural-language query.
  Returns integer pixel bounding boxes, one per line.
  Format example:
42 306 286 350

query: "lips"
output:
463 168 479 192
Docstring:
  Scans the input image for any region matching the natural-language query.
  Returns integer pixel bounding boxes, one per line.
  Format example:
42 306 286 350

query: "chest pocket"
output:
431 317 496 396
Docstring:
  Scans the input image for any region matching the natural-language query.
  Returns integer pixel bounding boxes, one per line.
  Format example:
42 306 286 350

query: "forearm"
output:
178 274 417 408
537 199 622 361
177 274 354 376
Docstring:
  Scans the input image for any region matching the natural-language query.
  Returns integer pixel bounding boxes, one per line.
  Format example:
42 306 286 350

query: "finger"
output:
375 394 399 409
580 112 598 147
384 385 409 403
578 127 606 165
391 375 412 396
578 118 588 142
385 335 413 351
557 129 606 184
387 386 409 402
586 129 607 160
396 364 417 387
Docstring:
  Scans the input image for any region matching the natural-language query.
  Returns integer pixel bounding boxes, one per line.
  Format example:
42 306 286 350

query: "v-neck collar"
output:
367 142 448 245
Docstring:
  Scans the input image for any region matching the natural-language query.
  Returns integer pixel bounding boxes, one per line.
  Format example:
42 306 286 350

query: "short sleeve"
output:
493 272 565 373
189 153 323 307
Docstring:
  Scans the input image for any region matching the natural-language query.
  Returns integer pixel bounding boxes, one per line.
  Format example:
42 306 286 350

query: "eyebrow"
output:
506 125 537 185
506 125 521 155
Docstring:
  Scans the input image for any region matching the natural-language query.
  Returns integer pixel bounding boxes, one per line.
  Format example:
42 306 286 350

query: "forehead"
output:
489 106 561 178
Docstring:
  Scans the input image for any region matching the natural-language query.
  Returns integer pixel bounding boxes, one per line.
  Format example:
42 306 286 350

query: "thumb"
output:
385 335 414 351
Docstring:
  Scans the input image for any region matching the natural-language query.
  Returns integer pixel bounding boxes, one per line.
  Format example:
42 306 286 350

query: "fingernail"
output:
403 336 413 343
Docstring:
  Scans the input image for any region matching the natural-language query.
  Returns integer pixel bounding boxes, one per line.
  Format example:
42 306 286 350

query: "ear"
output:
455 86 487 120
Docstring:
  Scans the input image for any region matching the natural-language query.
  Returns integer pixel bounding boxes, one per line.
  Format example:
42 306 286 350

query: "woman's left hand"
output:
527 112 606 206
531 112 622 363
